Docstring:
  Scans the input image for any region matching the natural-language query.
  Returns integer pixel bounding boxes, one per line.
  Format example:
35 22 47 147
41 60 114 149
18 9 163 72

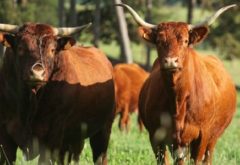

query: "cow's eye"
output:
184 40 188 44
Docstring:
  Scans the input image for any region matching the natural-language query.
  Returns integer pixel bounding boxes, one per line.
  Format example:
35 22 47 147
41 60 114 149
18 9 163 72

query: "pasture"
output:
0 2 239 165
13 59 240 165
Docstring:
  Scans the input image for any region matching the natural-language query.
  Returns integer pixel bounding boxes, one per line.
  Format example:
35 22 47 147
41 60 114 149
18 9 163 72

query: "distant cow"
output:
117 3 237 165
113 63 148 132
0 23 115 164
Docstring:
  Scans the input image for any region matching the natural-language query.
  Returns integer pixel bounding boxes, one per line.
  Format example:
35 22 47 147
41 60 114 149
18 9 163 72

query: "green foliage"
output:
200 0 240 59
0 1 20 24
213 33 240 60
0 0 58 26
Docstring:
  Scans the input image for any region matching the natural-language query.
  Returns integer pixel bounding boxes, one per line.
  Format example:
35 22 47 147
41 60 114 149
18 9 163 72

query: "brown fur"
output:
113 63 148 132
0 23 115 164
138 22 236 165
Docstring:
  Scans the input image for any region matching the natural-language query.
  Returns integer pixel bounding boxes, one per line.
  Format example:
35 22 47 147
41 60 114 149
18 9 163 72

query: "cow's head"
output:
116 4 236 72
0 22 91 89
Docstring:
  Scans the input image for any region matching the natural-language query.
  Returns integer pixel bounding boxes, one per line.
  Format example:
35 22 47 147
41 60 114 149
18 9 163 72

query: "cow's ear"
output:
0 33 15 47
138 26 156 44
57 37 76 51
189 26 209 45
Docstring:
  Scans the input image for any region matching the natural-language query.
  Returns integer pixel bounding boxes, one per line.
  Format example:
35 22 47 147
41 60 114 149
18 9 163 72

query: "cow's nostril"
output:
174 58 179 63
164 58 169 63
32 63 44 72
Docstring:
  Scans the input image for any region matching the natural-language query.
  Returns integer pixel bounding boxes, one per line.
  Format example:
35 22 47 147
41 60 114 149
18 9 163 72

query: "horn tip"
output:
229 4 237 7
115 3 126 7
86 22 92 28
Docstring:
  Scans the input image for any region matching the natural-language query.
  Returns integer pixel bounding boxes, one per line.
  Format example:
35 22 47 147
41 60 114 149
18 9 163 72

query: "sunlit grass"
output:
14 100 240 165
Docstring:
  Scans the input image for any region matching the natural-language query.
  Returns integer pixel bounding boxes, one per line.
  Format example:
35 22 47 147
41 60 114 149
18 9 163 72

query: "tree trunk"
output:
58 0 65 26
16 0 28 7
93 0 101 47
145 0 152 70
0 45 4 57
114 0 133 63
69 0 77 26
187 0 195 24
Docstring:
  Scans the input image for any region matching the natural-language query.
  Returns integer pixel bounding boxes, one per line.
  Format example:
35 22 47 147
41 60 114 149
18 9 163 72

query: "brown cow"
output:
113 63 148 132
116 3 237 165
0 23 115 164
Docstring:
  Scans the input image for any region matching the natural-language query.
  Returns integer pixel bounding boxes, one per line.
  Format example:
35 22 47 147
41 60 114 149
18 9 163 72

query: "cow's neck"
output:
1 52 38 123
160 51 193 144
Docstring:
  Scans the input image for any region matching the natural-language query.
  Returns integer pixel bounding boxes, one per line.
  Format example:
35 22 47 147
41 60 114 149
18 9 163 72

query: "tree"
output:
187 0 195 23
69 0 77 26
58 0 65 26
201 0 240 59
93 0 101 47
114 0 133 63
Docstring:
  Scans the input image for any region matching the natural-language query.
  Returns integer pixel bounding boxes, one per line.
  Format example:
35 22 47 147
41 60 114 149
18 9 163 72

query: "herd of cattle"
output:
0 3 237 165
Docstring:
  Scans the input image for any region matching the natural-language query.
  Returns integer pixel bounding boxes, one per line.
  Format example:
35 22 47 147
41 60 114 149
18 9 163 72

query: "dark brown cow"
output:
117 3 237 165
113 63 148 132
0 23 115 164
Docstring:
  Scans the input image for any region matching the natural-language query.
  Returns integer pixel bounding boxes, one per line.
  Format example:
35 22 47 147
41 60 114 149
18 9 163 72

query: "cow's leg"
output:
121 103 129 132
202 139 217 165
69 140 85 163
149 134 170 165
137 114 144 132
90 122 112 165
125 113 131 132
118 108 124 130
173 146 189 165
56 139 84 164
190 131 208 165
0 125 17 165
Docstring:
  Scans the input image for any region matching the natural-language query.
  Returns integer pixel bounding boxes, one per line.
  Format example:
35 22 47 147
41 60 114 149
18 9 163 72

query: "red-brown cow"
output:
117 3 237 165
113 63 148 132
0 23 115 164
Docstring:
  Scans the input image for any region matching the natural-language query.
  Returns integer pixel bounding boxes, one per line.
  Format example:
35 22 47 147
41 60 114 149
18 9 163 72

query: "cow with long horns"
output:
0 22 115 164
116 3 237 165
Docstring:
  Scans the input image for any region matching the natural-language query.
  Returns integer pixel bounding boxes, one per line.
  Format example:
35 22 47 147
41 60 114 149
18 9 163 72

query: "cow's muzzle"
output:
162 57 182 72
29 62 46 82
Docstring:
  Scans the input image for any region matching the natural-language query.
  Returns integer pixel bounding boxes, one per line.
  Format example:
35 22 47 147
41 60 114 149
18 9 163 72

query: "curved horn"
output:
0 23 19 33
189 4 237 30
115 3 157 29
53 22 92 36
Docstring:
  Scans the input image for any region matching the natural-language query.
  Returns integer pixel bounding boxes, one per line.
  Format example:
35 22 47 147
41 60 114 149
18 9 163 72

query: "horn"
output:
0 23 19 33
53 22 92 36
188 4 237 30
115 3 157 29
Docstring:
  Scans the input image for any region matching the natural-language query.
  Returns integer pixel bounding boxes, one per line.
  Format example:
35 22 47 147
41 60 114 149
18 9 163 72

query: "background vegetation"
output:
0 0 239 164
0 0 239 63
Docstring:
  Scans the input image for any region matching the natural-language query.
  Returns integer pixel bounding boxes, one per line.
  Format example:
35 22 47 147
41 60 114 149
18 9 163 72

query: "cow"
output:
113 63 148 132
0 22 115 165
116 3 237 165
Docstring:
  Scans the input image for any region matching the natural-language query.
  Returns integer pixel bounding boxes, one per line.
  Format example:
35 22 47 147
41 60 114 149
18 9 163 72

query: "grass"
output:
14 95 240 165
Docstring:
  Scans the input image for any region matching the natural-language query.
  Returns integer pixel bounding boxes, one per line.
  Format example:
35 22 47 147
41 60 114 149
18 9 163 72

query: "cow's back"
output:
113 63 148 113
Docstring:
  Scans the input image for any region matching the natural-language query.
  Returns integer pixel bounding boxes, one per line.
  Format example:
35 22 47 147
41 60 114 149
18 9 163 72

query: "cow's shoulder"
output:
52 46 113 85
